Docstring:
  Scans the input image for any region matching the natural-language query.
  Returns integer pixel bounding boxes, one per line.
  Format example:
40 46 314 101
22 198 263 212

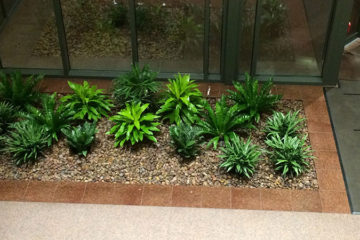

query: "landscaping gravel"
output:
0 99 318 189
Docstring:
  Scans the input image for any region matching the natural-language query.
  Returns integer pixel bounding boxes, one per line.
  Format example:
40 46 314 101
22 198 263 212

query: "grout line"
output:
21 181 30 200
140 184 144 205
50 182 59 202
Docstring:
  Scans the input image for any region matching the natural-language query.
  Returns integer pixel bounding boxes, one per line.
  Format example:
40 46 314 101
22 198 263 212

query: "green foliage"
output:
169 122 203 159
1 121 49 166
0 71 43 108
227 73 282 123
108 1 128 28
264 111 304 138
0 102 18 135
113 64 160 107
261 0 287 37
60 81 113 121
197 96 252 150
219 135 261 178
21 93 74 145
107 102 160 147
157 74 203 125
62 122 97 157
265 134 312 177
174 16 203 54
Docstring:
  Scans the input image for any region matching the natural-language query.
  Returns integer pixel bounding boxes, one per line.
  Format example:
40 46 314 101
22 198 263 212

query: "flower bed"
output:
0 98 317 189
0 68 318 191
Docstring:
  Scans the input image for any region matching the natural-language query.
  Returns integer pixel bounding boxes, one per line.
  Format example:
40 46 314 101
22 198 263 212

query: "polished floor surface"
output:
0 201 359 240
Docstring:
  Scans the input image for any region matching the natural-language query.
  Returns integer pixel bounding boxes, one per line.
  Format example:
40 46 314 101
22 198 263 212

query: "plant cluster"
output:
265 134 312 176
60 81 113 121
0 71 43 109
157 73 204 125
265 109 310 176
0 102 18 135
113 64 160 107
62 122 98 157
169 122 203 159
198 96 252 149
1 121 50 166
22 93 74 145
264 110 304 138
107 102 160 147
227 73 282 122
219 135 261 178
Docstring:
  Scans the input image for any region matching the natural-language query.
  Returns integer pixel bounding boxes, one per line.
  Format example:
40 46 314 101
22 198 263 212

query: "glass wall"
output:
60 0 132 71
348 0 360 36
209 0 222 73
255 0 334 77
136 0 204 73
0 0 62 69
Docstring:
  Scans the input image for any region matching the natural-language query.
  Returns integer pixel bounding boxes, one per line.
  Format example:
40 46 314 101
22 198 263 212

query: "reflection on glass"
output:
348 0 360 36
239 0 256 74
0 0 62 69
209 0 222 74
60 0 132 70
256 0 333 76
137 0 204 73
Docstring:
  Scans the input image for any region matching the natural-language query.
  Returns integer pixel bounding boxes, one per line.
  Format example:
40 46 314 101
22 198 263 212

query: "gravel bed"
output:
0 99 318 189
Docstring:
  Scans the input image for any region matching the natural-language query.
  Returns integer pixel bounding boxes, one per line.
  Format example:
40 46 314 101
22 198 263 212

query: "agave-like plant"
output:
60 81 114 121
227 73 282 123
0 101 18 135
197 96 252 149
157 73 204 125
107 102 160 147
21 93 74 145
264 110 305 138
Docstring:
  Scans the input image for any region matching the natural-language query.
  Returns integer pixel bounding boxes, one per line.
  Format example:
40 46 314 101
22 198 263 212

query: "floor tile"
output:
0 181 28 201
317 169 346 191
201 187 231 209
261 189 292 211
142 185 173 206
112 184 143 205
172 185 202 208
320 191 350 213
231 188 261 210
276 85 302 100
291 190 322 212
298 86 324 100
306 115 332 133
53 182 86 203
82 182 115 204
309 133 337 151
24 181 58 202
313 151 341 170
304 99 329 117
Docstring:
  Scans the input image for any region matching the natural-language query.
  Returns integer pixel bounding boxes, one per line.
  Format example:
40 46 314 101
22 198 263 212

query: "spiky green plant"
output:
219 134 262 178
265 134 312 177
62 122 97 157
107 102 160 147
113 64 160 107
0 102 18 134
169 122 203 159
0 71 43 108
157 73 203 125
264 110 304 138
21 93 74 145
197 96 252 149
60 81 114 121
1 121 50 166
227 73 282 123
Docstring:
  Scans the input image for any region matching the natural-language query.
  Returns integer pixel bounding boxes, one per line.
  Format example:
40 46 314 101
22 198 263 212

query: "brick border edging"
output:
0 84 350 214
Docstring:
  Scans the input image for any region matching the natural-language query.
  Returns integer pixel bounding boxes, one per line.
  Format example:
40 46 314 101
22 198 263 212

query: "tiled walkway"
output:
0 82 350 214
0 201 359 240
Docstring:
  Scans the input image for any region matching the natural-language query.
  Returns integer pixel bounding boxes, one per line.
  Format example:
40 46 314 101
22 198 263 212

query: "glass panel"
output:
209 0 222 74
239 0 256 74
136 0 204 73
3 0 16 13
0 0 62 69
61 0 132 70
256 0 333 76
